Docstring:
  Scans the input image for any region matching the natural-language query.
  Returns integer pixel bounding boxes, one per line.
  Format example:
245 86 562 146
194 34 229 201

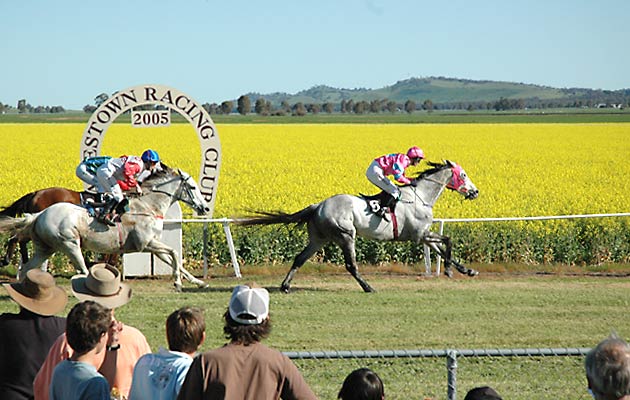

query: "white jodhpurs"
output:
76 164 103 191
366 160 401 198
96 165 124 202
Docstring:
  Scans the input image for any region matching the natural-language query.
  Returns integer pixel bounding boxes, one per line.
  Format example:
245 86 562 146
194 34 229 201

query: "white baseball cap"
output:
228 285 269 325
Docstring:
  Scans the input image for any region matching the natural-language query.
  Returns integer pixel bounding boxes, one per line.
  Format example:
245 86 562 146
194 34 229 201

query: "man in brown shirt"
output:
177 283 317 400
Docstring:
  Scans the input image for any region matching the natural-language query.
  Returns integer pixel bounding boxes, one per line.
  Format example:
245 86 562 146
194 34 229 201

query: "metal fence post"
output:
222 220 242 278
447 350 458 400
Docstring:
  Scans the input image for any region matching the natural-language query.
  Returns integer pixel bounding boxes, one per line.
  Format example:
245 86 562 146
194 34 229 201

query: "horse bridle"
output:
149 174 202 209
406 171 452 206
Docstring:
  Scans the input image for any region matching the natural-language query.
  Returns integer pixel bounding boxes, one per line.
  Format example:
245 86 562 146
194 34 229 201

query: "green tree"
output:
94 93 108 107
422 99 434 113
254 98 269 116
17 99 27 113
292 102 306 116
322 102 334 113
237 95 251 115
220 101 234 114
386 101 397 113
404 100 416 114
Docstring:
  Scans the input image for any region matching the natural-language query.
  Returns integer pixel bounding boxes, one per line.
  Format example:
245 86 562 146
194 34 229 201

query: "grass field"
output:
1 268 626 399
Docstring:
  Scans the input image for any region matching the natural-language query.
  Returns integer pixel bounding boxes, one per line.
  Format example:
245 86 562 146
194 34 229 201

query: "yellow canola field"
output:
0 123 628 220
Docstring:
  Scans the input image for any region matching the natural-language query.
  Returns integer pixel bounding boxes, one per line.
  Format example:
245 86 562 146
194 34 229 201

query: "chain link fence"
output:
285 348 591 400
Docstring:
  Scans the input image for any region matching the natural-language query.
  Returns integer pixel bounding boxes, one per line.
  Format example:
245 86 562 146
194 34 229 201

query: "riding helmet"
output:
406 146 425 160
141 149 160 163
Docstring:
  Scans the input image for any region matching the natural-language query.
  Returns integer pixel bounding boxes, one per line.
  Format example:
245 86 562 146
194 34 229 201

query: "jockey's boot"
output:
98 198 119 226
378 194 399 222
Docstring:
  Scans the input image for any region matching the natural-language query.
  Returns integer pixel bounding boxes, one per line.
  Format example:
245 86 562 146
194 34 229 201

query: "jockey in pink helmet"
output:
366 146 425 218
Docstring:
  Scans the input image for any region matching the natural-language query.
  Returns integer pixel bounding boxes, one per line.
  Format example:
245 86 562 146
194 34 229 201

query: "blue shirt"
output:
50 359 110 400
128 347 194 400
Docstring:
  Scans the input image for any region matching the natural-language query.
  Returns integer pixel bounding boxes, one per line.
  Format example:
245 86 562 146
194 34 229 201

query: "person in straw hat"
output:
177 283 317 400
33 263 151 400
0 269 67 400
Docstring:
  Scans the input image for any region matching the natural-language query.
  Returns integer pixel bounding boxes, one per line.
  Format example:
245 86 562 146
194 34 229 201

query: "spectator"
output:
585 333 630 400
49 301 111 400
177 283 317 400
338 368 385 400
34 263 151 400
0 270 67 400
464 386 503 400
129 306 206 400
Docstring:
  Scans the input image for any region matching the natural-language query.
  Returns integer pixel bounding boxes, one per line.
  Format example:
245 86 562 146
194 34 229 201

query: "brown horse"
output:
0 187 114 266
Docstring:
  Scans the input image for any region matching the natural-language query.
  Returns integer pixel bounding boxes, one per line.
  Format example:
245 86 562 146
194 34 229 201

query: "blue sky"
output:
1 0 628 109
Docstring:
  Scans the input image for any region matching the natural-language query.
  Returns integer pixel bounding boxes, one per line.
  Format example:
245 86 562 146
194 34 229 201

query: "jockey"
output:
76 150 161 225
137 149 162 184
366 146 425 218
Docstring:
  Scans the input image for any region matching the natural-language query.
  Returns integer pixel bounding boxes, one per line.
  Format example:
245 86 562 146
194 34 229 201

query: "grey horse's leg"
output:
144 239 207 291
56 239 90 276
18 247 54 280
422 232 478 277
281 241 322 293
337 234 375 293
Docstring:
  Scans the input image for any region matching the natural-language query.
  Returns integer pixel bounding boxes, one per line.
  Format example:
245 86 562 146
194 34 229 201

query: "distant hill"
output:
244 77 628 107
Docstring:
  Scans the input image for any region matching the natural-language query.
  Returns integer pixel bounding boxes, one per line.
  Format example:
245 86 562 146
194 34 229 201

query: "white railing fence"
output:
164 213 630 279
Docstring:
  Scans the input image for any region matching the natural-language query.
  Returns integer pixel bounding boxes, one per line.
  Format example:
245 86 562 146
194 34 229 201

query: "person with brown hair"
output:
0 270 67 400
176 284 317 400
49 300 112 400
34 263 151 400
129 306 206 400
338 368 385 400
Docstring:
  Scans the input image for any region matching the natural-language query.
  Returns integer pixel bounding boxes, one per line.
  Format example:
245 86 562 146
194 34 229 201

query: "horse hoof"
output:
468 270 479 277
364 287 376 293
196 281 209 289
280 285 290 294
445 269 453 278
174 283 183 292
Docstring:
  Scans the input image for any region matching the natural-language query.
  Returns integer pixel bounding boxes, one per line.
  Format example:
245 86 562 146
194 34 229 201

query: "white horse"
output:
0 167 209 291
236 160 479 293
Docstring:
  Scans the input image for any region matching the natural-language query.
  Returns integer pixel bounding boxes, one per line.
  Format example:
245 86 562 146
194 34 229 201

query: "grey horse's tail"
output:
235 204 319 227
0 214 38 239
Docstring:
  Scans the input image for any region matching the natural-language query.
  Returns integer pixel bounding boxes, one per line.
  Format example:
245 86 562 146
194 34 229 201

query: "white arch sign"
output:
79 84 221 217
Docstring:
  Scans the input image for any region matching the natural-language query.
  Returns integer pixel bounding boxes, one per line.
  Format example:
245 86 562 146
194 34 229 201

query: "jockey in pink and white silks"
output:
366 146 425 217
76 149 161 225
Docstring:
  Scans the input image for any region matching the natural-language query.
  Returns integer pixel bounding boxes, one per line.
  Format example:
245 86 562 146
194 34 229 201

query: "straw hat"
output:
71 263 132 309
3 269 68 316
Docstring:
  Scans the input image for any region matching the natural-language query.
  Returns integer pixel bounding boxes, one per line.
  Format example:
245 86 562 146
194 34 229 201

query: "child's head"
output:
166 306 206 354
338 368 385 400
66 300 111 355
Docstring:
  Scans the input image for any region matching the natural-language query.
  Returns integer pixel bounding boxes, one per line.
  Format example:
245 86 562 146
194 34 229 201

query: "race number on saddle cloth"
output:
365 146 425 218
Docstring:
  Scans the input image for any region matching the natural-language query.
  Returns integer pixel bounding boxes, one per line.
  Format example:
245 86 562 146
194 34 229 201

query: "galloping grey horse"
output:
236 160 479 293
0 167 210 291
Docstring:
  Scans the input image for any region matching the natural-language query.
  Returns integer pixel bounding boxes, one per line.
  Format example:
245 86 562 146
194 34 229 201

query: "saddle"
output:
81 193 129 226
360 191 397 220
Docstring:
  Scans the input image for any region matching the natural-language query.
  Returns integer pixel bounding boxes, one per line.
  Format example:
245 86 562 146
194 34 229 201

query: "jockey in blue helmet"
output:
138 149 162 184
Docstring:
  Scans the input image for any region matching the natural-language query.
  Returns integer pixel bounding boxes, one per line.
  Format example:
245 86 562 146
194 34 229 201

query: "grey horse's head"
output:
143 167 210 215
444 160 479 200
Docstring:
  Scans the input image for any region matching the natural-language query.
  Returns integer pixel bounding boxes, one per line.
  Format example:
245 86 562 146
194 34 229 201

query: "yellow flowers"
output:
0 123 628 220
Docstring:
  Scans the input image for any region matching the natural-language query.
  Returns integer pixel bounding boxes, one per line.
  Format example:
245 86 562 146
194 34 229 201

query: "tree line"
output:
2 90 628 116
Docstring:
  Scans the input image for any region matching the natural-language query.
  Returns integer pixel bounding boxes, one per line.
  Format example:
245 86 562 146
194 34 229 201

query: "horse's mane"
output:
141 163 176 185
414 161 450 180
